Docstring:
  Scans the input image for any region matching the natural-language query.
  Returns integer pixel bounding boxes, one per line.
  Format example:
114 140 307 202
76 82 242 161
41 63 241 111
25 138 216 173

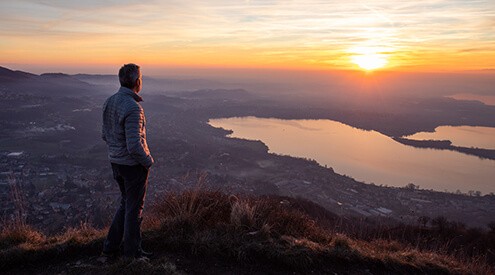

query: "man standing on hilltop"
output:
101 63 154 260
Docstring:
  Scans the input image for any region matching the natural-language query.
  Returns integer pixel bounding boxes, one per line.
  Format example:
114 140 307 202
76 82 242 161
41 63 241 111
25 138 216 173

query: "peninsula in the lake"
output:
393 137 495 160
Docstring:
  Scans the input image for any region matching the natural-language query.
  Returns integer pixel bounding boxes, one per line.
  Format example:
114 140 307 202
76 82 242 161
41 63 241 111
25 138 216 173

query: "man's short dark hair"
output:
119 64 140 89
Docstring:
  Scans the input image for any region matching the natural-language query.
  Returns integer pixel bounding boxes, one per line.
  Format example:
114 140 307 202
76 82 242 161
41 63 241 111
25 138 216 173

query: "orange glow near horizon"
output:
0 1 494 73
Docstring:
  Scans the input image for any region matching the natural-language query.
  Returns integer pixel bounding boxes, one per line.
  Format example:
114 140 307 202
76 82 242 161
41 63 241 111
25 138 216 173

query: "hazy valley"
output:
1 66 495 233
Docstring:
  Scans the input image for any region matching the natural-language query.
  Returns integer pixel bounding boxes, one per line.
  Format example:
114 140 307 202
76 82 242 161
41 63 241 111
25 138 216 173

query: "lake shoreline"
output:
210 116 495 195
393 137 495 160
207 118 495 229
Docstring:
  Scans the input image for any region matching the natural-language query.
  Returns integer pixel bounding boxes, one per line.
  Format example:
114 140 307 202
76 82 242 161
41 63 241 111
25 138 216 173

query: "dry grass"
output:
0 221 105 271
57 221 105 245
1 185 493 274
0 220 46 250
229 196 256 229
145 188 490 274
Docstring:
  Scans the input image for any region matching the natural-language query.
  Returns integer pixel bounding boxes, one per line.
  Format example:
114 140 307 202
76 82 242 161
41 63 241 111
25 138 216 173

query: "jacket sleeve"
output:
124 106 154 168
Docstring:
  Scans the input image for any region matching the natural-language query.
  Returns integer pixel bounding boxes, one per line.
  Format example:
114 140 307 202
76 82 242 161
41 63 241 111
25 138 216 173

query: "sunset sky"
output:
1 0 494 73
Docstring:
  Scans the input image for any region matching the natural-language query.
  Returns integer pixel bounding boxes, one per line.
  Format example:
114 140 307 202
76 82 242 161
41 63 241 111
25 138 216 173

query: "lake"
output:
209 117 495 194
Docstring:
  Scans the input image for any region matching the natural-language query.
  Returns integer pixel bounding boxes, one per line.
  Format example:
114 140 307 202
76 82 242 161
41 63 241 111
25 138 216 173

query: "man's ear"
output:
135 78 141 91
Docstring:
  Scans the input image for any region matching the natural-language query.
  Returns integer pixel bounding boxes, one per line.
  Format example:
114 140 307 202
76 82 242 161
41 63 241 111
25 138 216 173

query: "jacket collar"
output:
118 86 143 102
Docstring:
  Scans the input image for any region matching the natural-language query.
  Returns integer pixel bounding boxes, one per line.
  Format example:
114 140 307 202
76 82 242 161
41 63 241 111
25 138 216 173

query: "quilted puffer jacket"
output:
102 87 154 168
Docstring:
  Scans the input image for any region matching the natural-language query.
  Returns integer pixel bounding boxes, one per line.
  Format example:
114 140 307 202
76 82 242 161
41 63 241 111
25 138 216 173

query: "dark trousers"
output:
103 163 149 257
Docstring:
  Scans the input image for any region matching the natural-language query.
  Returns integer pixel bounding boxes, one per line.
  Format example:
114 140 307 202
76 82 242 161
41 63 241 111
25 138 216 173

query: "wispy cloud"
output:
0 0 494 70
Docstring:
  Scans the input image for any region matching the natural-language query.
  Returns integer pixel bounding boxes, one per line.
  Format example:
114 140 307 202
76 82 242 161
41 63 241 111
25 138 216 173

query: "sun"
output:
351 53 388 71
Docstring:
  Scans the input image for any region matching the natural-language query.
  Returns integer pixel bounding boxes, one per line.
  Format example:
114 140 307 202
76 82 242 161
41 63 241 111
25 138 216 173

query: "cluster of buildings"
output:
2 143 495 233
0 150 203 233
262 157 495 228
0 151 115 233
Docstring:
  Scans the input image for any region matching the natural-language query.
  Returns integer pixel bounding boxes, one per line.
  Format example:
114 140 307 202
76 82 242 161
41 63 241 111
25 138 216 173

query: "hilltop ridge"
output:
1 189 493 274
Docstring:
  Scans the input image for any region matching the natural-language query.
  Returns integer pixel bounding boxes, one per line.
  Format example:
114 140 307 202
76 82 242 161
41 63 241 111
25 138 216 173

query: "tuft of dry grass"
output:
0 221 46 250
230 196 256 229
0 221 105 271
151 189 232 232
57 221 105 246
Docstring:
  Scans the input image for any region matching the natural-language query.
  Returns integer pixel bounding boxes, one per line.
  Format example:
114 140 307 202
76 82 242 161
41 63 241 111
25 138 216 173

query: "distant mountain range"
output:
0 66 232 95
0 66 100 97
0 66 37 81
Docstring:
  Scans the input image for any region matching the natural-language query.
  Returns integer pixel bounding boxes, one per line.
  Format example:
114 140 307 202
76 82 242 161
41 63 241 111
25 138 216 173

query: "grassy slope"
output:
0 189 492 275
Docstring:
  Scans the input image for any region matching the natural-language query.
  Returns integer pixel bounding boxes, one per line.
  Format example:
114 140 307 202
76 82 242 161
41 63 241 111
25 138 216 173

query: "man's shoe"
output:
97 251 119 263
123 254 150 262
101 251 119 258
138 249 153 257
134 255 150 262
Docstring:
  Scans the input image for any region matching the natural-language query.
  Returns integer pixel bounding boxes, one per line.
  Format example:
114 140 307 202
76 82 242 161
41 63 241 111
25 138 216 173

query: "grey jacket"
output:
102 87 154 168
